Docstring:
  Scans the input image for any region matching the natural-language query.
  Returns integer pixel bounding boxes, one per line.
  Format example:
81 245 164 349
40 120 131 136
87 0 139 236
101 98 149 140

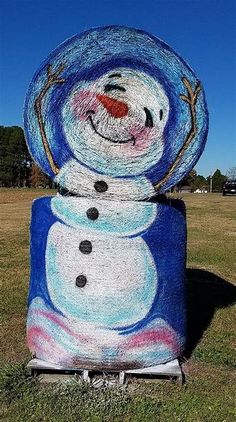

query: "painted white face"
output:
62 68 169 177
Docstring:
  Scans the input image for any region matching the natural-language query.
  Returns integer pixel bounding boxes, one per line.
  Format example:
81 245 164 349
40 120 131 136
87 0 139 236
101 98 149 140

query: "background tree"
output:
226 166 236 180
29 163 52 188
191 174 207 191
207 169 226 192
176 169 197 191
0 126 32 187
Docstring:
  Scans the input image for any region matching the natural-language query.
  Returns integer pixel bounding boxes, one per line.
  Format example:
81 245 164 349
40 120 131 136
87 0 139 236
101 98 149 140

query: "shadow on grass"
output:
184 268 236 359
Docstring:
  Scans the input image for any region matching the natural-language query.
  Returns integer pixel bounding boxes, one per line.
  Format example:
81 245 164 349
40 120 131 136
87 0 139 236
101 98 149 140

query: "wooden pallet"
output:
27 358 184 385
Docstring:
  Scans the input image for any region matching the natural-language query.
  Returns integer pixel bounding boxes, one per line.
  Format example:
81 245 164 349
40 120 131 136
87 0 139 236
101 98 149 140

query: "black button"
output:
79 240 92 254
76 275 87 288
86 207 99 220
94 180 108 192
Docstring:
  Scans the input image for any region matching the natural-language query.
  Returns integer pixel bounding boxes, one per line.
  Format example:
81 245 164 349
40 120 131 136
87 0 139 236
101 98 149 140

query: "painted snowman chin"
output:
62 68 169 177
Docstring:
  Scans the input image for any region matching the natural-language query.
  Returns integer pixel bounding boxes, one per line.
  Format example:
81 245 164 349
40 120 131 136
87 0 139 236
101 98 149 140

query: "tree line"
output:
0 125 235 191
0 126 52 188
176 169 227 193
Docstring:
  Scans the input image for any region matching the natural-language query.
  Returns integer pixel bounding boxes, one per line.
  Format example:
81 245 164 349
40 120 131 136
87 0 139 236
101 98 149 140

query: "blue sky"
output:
0 0 235 176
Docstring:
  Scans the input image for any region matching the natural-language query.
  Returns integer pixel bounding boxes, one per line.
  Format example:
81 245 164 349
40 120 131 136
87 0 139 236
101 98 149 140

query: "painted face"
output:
24 26 208 196
62 68 169 176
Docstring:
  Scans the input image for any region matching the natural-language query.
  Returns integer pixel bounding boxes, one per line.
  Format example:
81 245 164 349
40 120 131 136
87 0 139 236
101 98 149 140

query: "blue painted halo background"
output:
24 25 208 194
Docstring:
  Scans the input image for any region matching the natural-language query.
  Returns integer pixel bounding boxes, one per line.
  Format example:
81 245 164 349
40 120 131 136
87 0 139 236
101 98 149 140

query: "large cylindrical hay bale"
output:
27 195 186 369
24 26 208 369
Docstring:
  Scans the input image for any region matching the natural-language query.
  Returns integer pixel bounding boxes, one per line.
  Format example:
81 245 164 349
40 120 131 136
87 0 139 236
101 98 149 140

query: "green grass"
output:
193 306 235 368
0 189 235 421
0 361 235 422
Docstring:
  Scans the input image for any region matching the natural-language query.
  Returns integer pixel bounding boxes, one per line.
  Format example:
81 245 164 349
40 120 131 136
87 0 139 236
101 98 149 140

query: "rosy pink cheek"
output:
126 126 160 156
71 90 100 120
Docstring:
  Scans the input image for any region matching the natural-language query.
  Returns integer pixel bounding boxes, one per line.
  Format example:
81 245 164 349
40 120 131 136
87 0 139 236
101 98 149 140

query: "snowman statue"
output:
24 26 208 375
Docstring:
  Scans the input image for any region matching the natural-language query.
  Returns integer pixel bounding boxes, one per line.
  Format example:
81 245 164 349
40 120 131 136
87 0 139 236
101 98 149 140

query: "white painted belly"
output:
46 222 157 328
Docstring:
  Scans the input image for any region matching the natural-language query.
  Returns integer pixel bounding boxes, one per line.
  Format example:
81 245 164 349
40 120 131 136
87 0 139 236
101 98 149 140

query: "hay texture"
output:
27 196 186 369
24 26 208 200
24 26 208 369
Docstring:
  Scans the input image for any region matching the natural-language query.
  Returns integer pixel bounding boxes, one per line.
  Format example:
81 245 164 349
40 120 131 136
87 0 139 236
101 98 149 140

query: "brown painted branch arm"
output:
34 64 65 175
154 77 201 192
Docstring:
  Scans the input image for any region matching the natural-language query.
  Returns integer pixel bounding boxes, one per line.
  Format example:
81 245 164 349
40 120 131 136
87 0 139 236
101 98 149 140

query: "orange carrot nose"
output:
96 94 128 118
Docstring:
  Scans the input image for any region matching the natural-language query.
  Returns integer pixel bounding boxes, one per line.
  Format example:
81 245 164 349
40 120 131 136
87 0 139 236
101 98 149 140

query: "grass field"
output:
0 189 235 421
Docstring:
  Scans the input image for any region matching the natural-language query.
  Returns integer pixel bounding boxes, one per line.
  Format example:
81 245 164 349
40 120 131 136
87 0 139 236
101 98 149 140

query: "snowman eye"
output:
144 107 154 128
108 73 122 78
104 84 126 93
160 109 163 121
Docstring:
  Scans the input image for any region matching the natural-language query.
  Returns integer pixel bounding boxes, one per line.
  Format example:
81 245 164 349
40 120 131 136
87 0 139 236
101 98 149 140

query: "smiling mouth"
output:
87 113 136 145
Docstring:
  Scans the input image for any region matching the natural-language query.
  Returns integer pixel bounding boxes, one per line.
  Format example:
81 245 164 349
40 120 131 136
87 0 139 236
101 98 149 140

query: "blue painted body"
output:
28 196 186 369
